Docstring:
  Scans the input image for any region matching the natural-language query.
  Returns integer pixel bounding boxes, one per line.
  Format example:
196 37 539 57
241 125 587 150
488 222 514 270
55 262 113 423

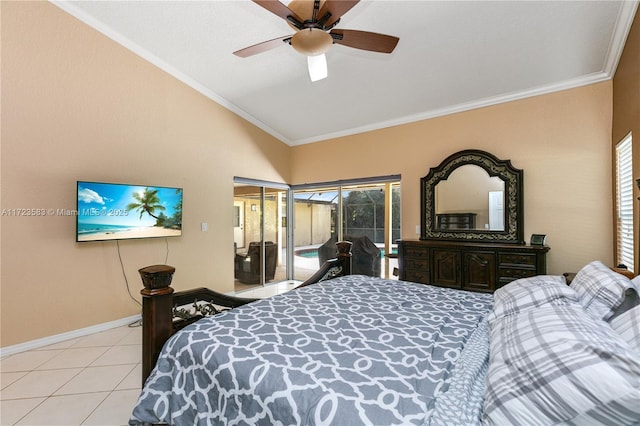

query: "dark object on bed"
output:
234 241 277 284
318 235 381 277
139 241 353 385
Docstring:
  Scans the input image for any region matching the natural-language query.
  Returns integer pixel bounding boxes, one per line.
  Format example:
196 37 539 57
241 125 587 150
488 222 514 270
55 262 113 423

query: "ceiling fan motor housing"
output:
291 29 333 56
233 0 399 65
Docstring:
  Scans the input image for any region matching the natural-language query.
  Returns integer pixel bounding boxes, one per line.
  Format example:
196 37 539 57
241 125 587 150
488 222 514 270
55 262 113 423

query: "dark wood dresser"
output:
398 239 549 293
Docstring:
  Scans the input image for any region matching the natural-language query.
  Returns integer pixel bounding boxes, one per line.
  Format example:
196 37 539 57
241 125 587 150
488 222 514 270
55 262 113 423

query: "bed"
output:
130 251 640 425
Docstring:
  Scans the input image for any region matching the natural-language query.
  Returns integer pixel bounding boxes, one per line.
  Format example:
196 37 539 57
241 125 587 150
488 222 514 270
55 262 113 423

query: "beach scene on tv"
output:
77 182 183 242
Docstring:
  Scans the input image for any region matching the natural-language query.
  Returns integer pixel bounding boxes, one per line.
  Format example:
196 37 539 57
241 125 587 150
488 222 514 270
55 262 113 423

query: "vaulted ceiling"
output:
54 1 638 146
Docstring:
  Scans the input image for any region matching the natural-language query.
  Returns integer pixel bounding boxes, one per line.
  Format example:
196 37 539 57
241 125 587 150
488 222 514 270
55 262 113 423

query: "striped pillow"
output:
610 304 640 353
488 275 576 322
570 260 636 321
483 303 640 425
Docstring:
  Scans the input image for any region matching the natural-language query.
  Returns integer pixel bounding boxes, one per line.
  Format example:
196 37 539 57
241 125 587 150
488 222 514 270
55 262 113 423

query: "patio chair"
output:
234 241 278 284
318 235 381 277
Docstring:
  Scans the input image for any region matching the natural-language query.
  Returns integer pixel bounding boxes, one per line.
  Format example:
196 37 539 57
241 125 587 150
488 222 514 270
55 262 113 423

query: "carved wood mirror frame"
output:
421 149 524 244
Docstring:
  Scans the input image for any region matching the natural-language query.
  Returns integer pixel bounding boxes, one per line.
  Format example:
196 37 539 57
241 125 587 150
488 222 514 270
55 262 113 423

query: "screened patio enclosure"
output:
233 177 401 290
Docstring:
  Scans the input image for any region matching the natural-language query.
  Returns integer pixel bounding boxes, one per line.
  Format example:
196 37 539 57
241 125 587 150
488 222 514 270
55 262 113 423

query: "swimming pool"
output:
295 247 396 258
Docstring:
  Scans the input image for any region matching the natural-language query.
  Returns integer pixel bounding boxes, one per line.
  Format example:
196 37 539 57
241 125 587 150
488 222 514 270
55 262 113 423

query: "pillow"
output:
488 275 578 322
483 303 640 425
610 271 640 320
610 287 640 321
608 275 640 323
610 304 640 353
570 260 636 321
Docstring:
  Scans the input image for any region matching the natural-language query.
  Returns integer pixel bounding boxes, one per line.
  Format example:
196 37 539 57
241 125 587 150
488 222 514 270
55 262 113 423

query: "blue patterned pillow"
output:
570 260 636 321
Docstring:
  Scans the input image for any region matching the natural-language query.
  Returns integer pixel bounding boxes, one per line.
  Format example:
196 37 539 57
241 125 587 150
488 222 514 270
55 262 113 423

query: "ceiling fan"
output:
233 0 399 81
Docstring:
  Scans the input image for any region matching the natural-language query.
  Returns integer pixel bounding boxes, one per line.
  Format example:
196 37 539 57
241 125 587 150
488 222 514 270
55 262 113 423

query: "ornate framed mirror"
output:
421 149 524 244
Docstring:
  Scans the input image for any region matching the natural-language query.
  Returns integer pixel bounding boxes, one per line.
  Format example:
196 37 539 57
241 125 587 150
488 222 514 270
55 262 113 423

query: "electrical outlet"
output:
201 222 208 232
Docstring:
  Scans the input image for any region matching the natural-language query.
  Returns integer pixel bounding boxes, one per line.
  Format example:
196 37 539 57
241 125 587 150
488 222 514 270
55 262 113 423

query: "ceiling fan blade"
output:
253 0 303 25
318 0 359 27
330 29 399 53
233 35 292 58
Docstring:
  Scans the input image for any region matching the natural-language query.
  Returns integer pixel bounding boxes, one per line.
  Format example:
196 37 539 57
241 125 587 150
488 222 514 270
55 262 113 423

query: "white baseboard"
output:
0 314 142 358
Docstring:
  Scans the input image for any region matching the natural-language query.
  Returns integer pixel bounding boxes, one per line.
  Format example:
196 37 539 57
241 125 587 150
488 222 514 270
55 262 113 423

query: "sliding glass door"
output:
292 177 401 281
233 176 400 289
342 182 401 278
291 187 339 281
233 179 289 290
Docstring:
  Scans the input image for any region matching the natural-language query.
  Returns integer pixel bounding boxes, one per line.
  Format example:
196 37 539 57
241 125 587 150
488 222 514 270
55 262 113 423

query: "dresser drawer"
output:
403 246 429 259
498 267 537 281
498 252 537 267
405 257 429 271
398 239 548 293
404 269 430 284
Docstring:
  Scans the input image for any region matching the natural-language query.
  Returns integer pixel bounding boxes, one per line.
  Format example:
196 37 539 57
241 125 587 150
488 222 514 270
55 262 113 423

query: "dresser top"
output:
399 239 550 252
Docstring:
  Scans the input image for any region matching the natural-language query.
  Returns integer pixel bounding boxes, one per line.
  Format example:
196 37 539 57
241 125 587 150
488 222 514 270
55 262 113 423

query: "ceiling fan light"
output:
307 54 327 82
291 29 333 56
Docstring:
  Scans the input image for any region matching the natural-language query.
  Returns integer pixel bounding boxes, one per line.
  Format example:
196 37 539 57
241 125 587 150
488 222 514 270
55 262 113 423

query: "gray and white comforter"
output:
130 275 493 425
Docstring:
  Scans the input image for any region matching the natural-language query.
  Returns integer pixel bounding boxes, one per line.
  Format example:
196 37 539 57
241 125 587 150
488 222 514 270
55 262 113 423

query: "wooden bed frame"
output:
138 241 353 384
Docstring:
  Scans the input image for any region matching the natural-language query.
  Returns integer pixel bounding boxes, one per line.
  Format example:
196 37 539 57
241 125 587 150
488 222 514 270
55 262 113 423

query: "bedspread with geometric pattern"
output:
130 275 493 425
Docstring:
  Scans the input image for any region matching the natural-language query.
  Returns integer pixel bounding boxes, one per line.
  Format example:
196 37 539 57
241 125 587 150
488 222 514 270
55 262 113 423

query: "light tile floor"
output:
0 282 296 425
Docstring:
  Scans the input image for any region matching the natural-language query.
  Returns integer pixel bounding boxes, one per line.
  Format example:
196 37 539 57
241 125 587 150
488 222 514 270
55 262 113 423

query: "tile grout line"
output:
6 364 86 426
11 397 47 426
79 391 112 426
1 328 142 425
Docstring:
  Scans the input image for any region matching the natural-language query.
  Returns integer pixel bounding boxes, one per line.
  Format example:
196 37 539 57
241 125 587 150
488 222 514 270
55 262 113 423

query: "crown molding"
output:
603 0 639 77
289 71 612 146
50 0 638 147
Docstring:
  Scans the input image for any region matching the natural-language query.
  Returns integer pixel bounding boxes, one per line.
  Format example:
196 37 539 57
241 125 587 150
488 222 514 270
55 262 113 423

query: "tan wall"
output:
1 1 629 349
1 2 290 346
292 82 614 277
613 10 640 273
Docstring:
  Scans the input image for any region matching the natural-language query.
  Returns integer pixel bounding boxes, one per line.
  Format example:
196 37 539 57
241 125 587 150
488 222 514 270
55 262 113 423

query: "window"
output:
615 133 634 272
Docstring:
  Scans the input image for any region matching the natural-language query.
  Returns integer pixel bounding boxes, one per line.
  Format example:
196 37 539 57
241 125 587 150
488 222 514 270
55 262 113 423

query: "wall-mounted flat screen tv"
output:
76 181 183 242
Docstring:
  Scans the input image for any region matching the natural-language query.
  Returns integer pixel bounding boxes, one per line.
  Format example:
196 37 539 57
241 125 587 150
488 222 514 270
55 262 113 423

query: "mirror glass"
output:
435 165 505 231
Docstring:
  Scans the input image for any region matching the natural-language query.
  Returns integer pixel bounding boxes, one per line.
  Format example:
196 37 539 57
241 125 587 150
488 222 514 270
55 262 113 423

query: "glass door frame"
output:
234 177 293 285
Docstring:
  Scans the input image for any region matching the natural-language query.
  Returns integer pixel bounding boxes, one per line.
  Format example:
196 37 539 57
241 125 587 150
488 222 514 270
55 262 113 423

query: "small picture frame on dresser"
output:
530 234 547 246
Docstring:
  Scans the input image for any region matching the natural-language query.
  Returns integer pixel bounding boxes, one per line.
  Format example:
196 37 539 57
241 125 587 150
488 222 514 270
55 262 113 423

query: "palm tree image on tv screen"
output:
76 181 183 242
